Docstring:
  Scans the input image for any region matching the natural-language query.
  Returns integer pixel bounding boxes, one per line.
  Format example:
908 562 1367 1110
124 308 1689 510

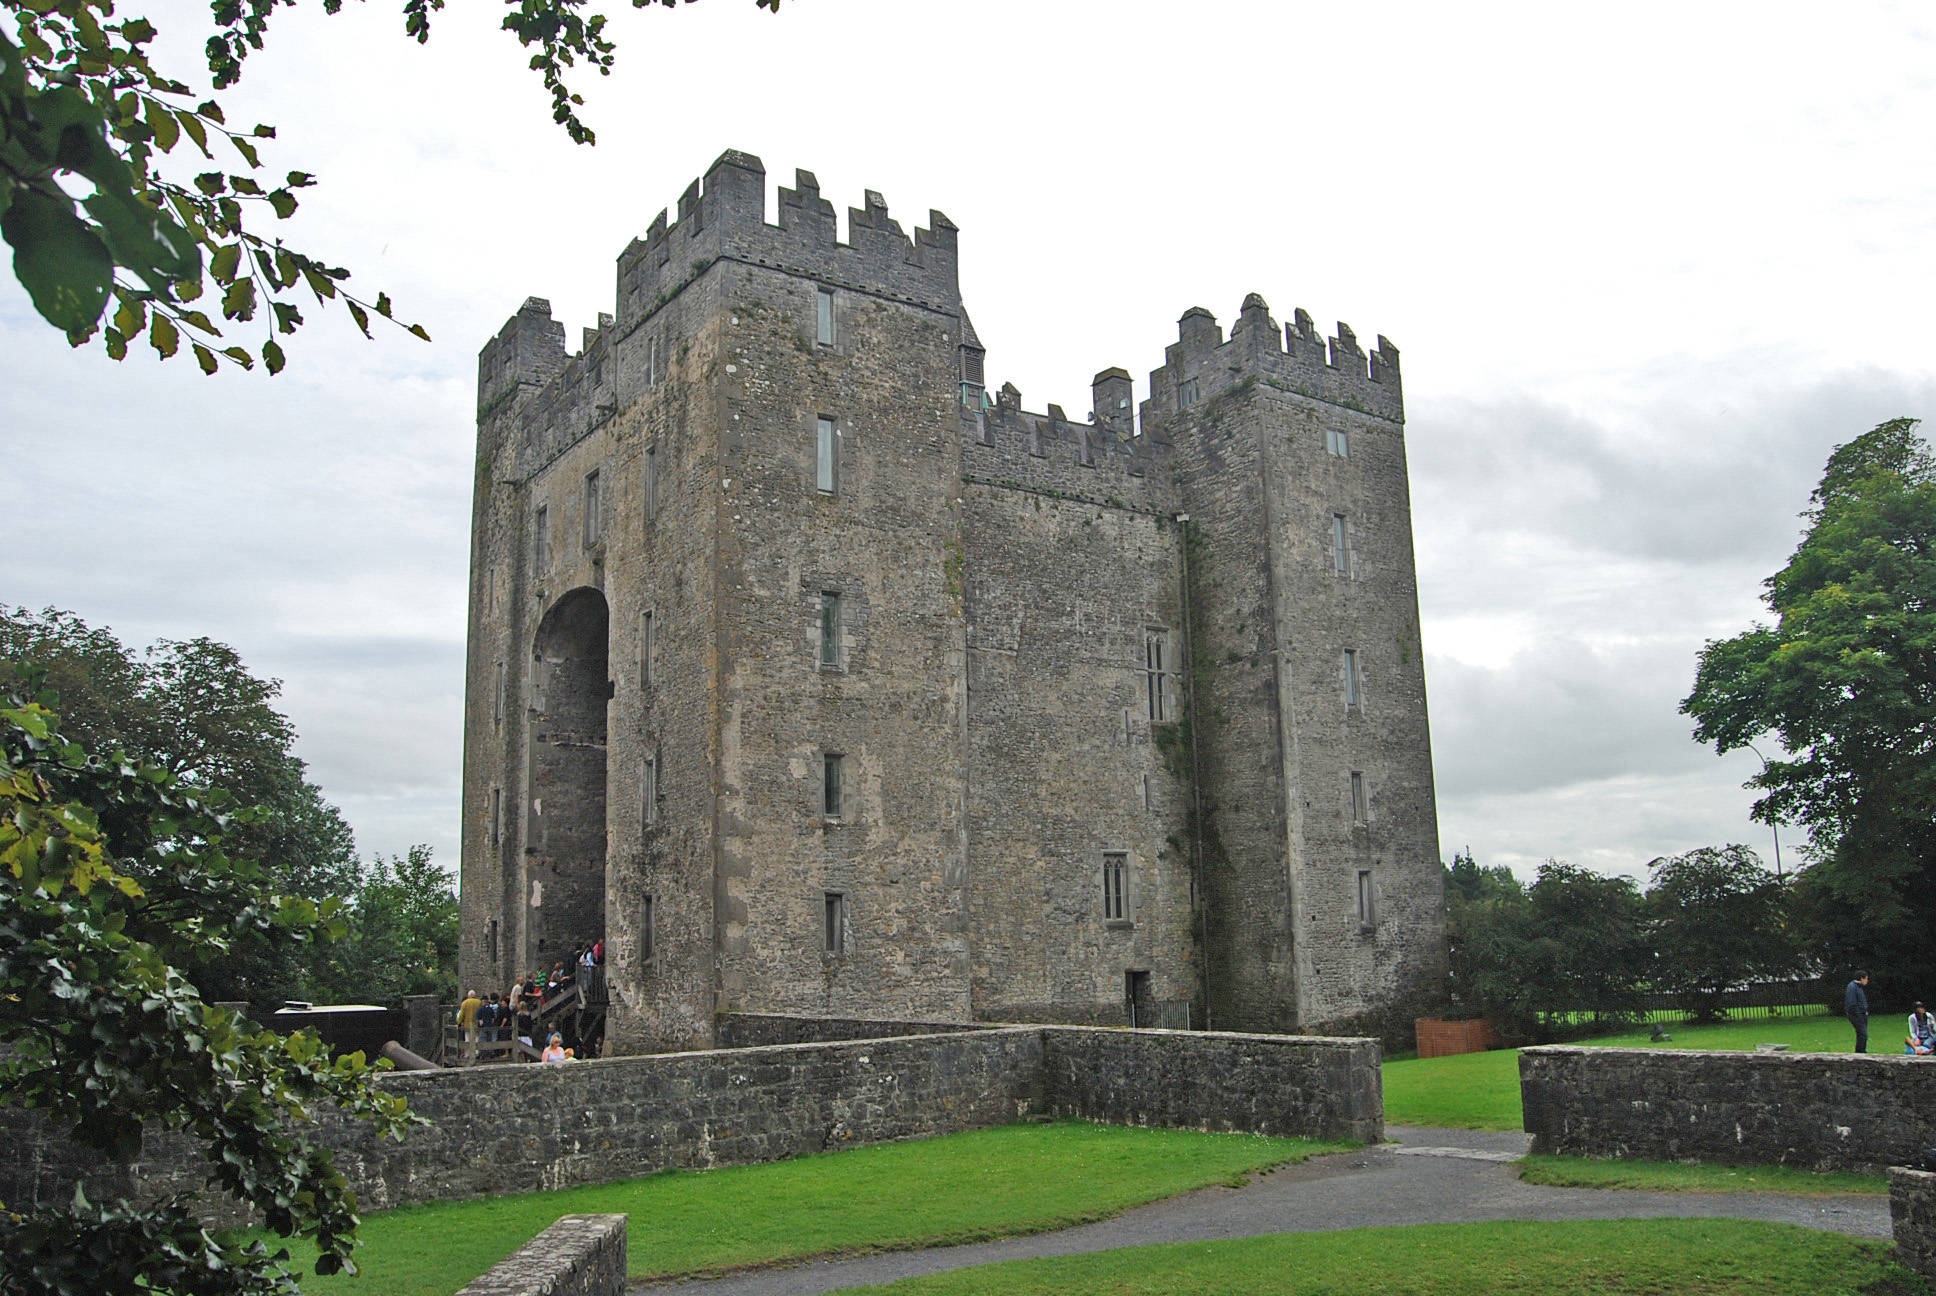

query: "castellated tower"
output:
461 149 1445 1052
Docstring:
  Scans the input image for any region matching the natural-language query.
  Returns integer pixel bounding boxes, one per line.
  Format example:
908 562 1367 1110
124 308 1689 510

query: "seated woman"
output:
542 1032 569 1063
1908 1002 1936 1056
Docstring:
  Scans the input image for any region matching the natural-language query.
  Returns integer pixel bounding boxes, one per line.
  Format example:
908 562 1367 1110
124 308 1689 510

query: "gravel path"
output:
635 1126 1891 1294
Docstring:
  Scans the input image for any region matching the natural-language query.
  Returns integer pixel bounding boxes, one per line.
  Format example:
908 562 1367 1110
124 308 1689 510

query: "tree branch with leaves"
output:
2 0 777 372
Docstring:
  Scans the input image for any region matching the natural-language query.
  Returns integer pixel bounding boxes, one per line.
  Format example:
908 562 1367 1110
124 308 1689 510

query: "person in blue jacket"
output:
1846 971 1871 1053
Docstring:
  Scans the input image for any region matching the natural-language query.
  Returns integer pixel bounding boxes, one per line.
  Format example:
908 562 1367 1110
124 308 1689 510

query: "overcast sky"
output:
5 0 1933 882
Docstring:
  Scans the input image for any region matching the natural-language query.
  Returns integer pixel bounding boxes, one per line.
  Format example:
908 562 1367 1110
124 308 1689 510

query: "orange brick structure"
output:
1415 1017 1501 1058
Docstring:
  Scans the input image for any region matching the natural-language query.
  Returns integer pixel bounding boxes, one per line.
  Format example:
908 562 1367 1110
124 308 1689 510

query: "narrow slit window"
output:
822 753 843 818
487 565 497 613
1102 852 1128 922
646 336 659 388
1145 632 1173 722
643 755 659 826
490 787 502 846
583 470 602 546
487 918 499 965
819 593 840 667
824 891 846 953
533 505 550 573
493 661 505 728
640 609 655 686
1343 649 1359 707
816 287 835 346
1333 514 1348 576
1142 774 1152 811
1350 771 1367 824
816 417 837 493
1357 869 1375 928
641 895 655 963
643 445 659 521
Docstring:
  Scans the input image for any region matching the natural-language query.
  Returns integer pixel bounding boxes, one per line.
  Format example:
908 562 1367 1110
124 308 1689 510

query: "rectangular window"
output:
1142 774 1152 811
1326 427 1350 458
641 895 655 963
487 565 497 613
642 755 658 826
824 891 846 954
646 336 659 388
1145 632 1174 722
583 470 602 546
533 505 550 572
822 753 843 818
643 445 659 521
816 417 837 493
1333 513 1348 576
1350 771 1367 824
1357 869 1376 928
819 593 840 667
490 787 502 846
1102 852 1128 922
487 918 499 965
1343 649 1359 707
493 661 505 728
816 287 834 346
1178 378 1200 408
640 609 655 686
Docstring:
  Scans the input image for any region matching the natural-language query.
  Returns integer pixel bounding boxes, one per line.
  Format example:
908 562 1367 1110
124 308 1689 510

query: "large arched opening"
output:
529 586 609 968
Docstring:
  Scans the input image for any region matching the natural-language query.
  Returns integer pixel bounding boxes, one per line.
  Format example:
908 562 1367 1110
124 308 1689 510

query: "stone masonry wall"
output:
714 1012 984 1048
1521 1046 1936 1173
1891 1167 1936 1283
0 1026 1378 1216
455 1214 627 1296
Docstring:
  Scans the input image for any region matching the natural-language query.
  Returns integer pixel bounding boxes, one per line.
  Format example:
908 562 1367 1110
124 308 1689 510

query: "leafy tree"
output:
2 0 778 370
0 664 414 1295
1684 417 1936 996
1645 844 1797 1019
1 605 358 1004
1522 861 1650 1028
1444 849 1539 1033
310 844 458 1005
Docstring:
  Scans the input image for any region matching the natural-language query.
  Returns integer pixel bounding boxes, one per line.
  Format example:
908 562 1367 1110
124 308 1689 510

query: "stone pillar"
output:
404 996 444 1060
1892 1166 1936 1281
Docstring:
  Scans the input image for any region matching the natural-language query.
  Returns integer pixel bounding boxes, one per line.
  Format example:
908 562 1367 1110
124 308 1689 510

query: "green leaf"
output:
230 135 259 168
177 109 209 155
103 325 126 360
0 186 114 334
209 241 240 283
196 99 225 125
271 300 303 333
113 294 144 338
221 277 255 321
407 322 430 341
149 312 179 357
143 97 180 151
345 300 371 337
374 291 392 318
230 175 263 196
177 309 217 334
262 338 285 373
192 342 218 373
267 189 297 219
220 345 254 369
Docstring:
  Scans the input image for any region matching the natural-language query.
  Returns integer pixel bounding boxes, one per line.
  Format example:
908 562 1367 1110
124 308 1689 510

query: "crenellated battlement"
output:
612 150 961 332
1143 295 1403 428
960 379 1178 516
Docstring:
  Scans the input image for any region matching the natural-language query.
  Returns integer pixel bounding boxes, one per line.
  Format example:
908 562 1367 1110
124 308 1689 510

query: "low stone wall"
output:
1891 1168 1936 1282
1042 1028 1383 1144
1 1025 1379 1215
456 1213 627 1296
714 1013 984 1049
1521 1046 1936 1173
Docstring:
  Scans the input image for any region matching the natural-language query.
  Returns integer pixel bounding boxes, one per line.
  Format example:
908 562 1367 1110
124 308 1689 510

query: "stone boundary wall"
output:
455 1213 627 1296
0 1026 1379 1216
1521 1046 1936 1173
714 1013 984 1049
1042 1028 1383 1144
1891 1168 1936 1282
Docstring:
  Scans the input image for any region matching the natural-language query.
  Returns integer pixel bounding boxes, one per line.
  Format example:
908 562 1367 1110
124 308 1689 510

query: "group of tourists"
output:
1843 971 1936 1055
456 939 607 1063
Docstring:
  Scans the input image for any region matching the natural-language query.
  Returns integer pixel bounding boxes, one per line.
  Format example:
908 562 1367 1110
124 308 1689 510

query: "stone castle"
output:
460 149 1445 1053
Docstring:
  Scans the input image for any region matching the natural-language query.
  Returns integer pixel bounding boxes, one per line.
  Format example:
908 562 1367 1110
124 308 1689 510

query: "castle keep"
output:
460 149 1445 1052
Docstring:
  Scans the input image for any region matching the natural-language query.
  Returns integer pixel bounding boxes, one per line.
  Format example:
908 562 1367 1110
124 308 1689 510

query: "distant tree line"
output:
1445 845 1800 1040
0 605 457 1009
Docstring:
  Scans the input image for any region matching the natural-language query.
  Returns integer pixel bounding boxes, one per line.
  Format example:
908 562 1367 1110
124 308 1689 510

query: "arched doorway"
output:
529 587 609 968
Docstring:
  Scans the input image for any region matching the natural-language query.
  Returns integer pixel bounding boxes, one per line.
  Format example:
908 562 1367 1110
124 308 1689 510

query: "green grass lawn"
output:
844 1219 1928 1295
1518 1154 1887 1196
1383 1009 1856 1131
277 1120 1350 1295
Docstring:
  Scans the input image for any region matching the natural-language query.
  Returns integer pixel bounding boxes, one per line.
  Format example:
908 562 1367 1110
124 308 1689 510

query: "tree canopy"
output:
2 0 777 371
0 663 412 1296
1683 417 1936 994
